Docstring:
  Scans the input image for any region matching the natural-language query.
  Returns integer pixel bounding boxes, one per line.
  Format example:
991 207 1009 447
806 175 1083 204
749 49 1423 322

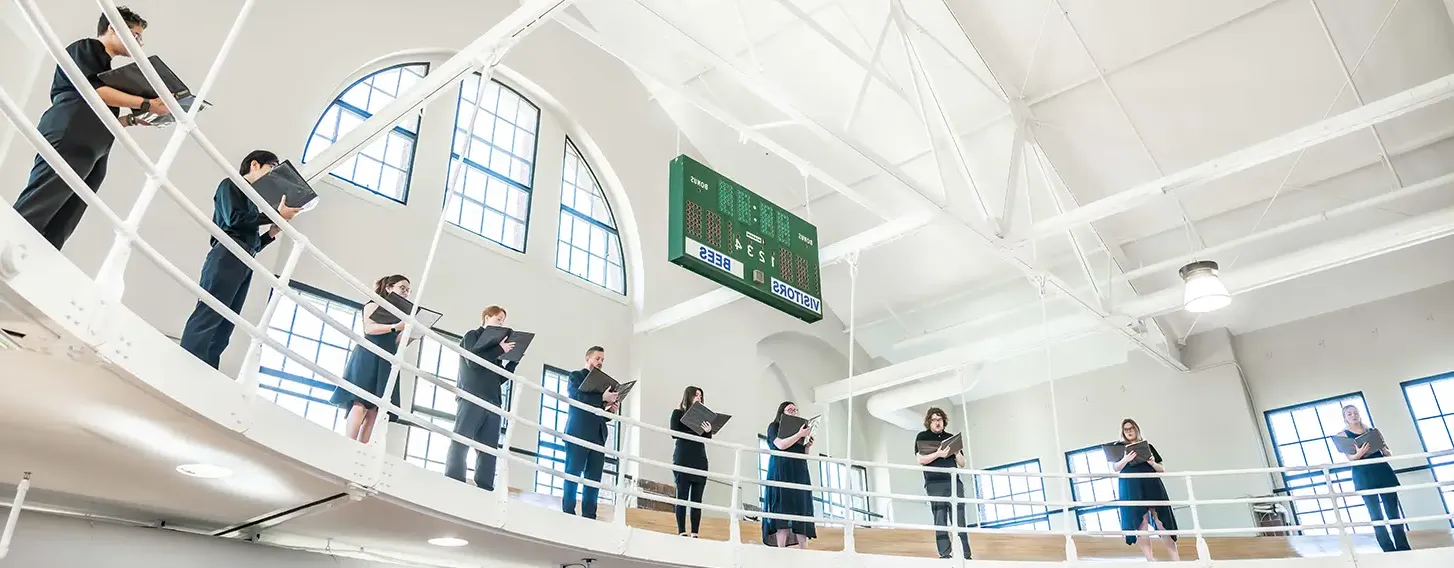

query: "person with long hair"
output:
1341 405 1410 552
330 275 414 443
761 401 815 549
669 386 712 537
1111 418 1180 562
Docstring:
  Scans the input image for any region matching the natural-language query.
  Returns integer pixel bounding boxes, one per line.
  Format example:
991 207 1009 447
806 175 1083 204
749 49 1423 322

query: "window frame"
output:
403 330 515 476
1065 444 1122 532
534 365 621 502
975 458 1052 530
301 62 430 204
1263 392 1375 534
255 281 364 434
555 138 626 295
1400 371 1454 526
444 74 541 253
815 458 871 522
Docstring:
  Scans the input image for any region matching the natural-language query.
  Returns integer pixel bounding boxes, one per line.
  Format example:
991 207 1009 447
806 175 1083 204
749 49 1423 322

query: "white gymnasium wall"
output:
0 0 879 498
1234 280 1454 530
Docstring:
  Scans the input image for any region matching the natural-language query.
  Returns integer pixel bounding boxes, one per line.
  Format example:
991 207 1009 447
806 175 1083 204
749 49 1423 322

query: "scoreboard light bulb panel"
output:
667 155 824 324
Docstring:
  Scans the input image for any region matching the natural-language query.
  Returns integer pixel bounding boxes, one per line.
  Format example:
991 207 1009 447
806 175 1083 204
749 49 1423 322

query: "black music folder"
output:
1332 429 1385 455
681 402 732 436
579 368 636 400
1103 441 1151 464
917 433 963 456
252 160 320 211
500 330 535 363
97 55 209 125
777 413 821 435
368 292 442 331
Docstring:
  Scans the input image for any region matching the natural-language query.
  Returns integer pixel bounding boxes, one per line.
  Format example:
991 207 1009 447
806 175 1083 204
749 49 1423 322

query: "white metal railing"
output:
2 1 1453 565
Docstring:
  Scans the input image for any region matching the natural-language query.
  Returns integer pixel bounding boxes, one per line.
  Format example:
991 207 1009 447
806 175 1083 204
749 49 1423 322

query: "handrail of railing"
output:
9 2 1454 552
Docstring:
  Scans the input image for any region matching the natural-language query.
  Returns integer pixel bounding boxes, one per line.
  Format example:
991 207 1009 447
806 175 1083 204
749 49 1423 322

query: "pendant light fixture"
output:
1179 260 1230 313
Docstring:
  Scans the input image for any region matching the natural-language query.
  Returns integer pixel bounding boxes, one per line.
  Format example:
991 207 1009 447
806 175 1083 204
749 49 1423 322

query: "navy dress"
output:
1342 429 1410 552
329 305 402 422
1114 442 1178 545
761 421 816 546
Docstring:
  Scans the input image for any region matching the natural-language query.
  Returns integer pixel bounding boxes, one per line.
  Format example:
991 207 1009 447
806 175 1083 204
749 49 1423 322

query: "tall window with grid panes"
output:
536 366 620 502
445 74 539 252
816 461 870 522
1401 373 1454 524
256 284 364 433
302 64 428 203
1264 393 1375 534
1066 445 1122 531
556 140 625 295
975 459 1052 530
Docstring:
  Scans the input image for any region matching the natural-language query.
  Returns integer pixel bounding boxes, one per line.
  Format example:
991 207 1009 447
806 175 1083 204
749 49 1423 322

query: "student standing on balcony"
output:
561 346 619 519
669 386 712 537
915 407 971 559
762 401 815 549
13 7 167 250
1111 418 1180 562
1341 405 1411 552
179 150 301 369
331 275 414 444
445 305 517 491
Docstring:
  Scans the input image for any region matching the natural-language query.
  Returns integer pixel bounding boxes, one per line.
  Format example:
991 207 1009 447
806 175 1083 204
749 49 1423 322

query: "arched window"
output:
556 140 625 295
444 74 540 252
302 63 428 203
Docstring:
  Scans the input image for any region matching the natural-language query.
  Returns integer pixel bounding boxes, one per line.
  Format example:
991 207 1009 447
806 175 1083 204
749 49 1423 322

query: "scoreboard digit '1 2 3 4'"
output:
668 154 823 323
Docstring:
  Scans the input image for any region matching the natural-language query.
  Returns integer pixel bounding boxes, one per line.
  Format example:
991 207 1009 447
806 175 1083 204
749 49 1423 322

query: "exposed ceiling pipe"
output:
819 201 1454 405
1014 71 1454 245
866 365 982 431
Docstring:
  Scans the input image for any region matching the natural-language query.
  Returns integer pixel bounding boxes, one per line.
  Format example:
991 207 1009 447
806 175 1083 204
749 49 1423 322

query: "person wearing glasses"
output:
331 274 414 444
1111 418 1180 562
13 7 167 250
1341 404 1410 552
669 386 712 537
916 407 970 559
762 401 815 549
179 150 302 369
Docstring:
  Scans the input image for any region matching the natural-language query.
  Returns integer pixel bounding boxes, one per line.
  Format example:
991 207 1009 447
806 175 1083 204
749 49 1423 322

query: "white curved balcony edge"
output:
4 208 1454 568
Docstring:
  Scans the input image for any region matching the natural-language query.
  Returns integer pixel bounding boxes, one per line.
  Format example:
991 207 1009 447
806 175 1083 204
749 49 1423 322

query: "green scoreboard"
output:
668 155 823 323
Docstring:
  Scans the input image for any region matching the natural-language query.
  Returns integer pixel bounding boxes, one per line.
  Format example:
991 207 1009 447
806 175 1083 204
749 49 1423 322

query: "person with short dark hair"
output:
13 7 167 249
561 345 618 519
179 150 301 369
915 407 970 559
669 385 712 537
445 305 518 491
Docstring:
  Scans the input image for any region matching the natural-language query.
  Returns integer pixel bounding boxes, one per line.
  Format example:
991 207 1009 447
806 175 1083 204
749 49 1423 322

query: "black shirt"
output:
669 408 712 474
211 179 276 254
53 39 119 116
916 429 958 484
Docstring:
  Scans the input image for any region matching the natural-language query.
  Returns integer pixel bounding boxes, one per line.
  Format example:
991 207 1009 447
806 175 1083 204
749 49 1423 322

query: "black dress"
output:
670 408 711 484
1115 441 1178 545
329 305 402 422
761 421 816 545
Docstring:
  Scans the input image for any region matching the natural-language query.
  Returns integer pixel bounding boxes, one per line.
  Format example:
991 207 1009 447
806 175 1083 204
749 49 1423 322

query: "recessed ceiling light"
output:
428 537 469 547
176 463 232 479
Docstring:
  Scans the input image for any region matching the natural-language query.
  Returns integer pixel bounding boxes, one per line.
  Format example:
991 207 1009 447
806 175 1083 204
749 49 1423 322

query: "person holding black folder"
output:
444 305 518 491
12 7 168 250
1340 404 1410 552
762 401 815 549
561 346 619 519
669 386 714 537
915 407 971 559
1110 418 1179 562
331 275 415 443
179 150 302 369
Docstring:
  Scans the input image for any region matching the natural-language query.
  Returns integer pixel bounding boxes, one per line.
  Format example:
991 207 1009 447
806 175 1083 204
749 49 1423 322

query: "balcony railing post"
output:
728 447 743 544
613 422 632 526
496 381 526 506
1322 467 1355 559
1182 475 1211 562
237 241 306 394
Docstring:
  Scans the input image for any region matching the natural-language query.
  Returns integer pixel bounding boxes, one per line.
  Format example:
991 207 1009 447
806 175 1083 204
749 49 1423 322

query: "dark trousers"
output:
674 476 706 534
926 479 972 559
1361 493 1411 552
179 244 253 369
561 442 605 519
445 394 502 490
13 108 111 250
